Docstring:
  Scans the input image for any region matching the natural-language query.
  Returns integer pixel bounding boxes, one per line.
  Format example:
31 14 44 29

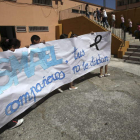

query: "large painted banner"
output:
0 32 111 128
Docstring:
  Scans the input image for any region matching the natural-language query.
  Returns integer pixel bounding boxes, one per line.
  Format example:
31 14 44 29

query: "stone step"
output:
125 34 132 37
129 45 140 48
126 36 135 40
125 51 140 57
123 55 140 61
125 60 140 65
134 39 140 42
127 48 140 52
111 55 114 58
128 40 135 43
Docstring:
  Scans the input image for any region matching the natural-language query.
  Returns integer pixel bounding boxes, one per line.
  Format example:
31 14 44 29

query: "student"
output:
102 7 109 28
30 35 41 45
96 8 100 22
60 34 78 90
121 15 125 30
111 12 115 28
93 11 96 21
85 4 90 18
134 23 140 39
0 38 24 129
127 19 132 34
99 65 110 78
69 34 78 90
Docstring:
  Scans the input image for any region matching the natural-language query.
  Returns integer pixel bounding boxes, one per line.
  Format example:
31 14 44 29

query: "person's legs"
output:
103 18 105 28
58 87 63 93
134 30 138 38
138 31 140 39
69 82 78 90
7 118 24 129
129 27 132 34
99 66 104 78
97 16 99 22
122 23 125 30
104 65 110 77
105 65 108 74
105 17 109 28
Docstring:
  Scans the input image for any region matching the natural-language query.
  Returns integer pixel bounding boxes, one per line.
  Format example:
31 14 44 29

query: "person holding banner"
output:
99 65 110 78
0 38 24 129
60 34 78 90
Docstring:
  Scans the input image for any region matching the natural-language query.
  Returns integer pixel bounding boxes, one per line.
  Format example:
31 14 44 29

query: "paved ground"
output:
0 59 140 140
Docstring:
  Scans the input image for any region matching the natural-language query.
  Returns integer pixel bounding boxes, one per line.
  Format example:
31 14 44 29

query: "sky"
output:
81 0 116 9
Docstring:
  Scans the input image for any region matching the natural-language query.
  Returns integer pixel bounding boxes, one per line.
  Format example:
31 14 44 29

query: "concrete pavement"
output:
0 59 140 140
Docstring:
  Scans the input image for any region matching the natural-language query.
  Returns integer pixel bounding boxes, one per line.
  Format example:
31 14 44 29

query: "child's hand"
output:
25 45 29 48
41 40 45 44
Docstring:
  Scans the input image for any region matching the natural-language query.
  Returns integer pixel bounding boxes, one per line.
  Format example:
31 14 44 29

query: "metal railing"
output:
111 27 126 46
59 4 95 21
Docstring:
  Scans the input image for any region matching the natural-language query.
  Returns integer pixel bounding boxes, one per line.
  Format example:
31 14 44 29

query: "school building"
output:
0 0 113 47
116 0 140 10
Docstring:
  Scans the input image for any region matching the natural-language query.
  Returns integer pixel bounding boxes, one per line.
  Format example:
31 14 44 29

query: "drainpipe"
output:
103 0 106 8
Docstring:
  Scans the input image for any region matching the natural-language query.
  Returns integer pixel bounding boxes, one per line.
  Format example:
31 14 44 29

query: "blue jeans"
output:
103 17 109 28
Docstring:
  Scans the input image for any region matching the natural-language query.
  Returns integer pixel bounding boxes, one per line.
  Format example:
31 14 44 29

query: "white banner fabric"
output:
0 32 111 128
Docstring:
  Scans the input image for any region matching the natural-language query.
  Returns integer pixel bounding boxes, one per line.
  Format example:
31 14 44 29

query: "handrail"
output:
59 3 95 21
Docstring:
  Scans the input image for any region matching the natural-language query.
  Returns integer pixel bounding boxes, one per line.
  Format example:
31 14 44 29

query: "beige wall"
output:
116 0 140 10
0 0 112 48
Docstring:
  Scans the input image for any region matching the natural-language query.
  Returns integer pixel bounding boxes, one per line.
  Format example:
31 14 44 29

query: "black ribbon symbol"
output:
90 35 102 51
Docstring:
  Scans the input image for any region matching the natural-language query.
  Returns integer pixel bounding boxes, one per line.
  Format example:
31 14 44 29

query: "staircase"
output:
123 45 140 64
94 21 140 64
125 32 140 43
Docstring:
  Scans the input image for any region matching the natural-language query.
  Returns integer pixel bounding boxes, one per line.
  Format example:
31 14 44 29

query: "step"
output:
125 60 140 65
127 48 140 52
123 55 140 61
125 34 132 38
129 45 140 48
134 39 140 42
125 51 140 57
129 40 135 43
126 36 135 40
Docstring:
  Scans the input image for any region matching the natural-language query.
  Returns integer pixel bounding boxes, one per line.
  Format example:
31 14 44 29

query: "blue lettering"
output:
82 61 88 71
72 65 80 74
72 47 85 60
0 46 63 94
5 71 65 115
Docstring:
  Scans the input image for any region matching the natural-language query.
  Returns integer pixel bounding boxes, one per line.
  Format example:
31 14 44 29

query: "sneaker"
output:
58 88 63 93
99 75 104 78
69 87 78 90
104 73 110 77
9 119 24 129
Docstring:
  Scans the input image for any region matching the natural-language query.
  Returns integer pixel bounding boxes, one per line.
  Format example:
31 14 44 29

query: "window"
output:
33 0 52 6
72 9 79 13
29 26 49 32
16 26 26 32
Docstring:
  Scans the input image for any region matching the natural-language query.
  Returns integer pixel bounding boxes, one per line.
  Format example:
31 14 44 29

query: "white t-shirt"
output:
112 14 115 20
129 21 132 27
121 17 124 23
94 12 96 17
103 10 107 17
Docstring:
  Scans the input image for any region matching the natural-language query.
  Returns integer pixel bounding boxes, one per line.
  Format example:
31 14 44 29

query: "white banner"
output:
0 32 111 128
